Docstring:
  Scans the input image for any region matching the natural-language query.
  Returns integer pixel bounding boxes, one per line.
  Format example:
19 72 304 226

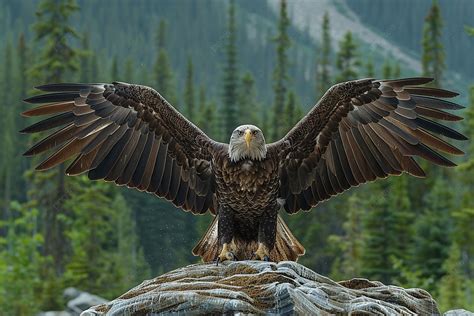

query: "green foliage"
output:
111 56 119 80
282 91 303 134
328 194 364 280
79 33 92 82
153 19 178 106
124 58 134 82
197 86 218 138
30 0 80 83
316 12 332 98
222 0 239 138
0 201 44 315
411 177 453 291
184 56 195 121
382 61 392 78
359 177 414 284
393 63 401 78
28 1 81 294
422 0 444 86
335 32 360 82
437 243 467 312
63 179 149 298
271 0 291 140
1 40 15 224
237 72 259 126
366 58 375 77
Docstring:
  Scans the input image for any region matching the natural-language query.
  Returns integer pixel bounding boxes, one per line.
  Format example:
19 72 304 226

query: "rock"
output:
444 310 474 316
37 312 72 316
64 288 108 316
37 288 107 316
82 260 440 315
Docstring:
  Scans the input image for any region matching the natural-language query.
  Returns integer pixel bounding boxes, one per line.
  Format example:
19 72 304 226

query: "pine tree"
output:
411 177 453 291
360 182 393 283
29 0 81 286
422 0 444 87
360 176 414 284
335 31 359 82
153 19 178 105
28 0 83 309
184 56 195 121
90 53 99 81
31 0 80 83
17 33 28 100
63 179 149 298
271 0 291 140
366 58 375 77
283 91 303 134
222 0 239 138
124 58 134 82
196 86 218 139
453 85 474 284
203 100 218 139
16 33 30 197
111 55 119 79
79 33 92 82
0 201 44 314
1 41 15 230
382 61 392 78
438 243 467 312
197 86 207 127
328 194 365 279
316 12 331 98
393 63 401 78
237 72 259 126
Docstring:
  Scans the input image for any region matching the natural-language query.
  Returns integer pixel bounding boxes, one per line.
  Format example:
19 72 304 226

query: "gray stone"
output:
82 260 441 315
64 288 107 316
37 312 72 316
444 310 474 316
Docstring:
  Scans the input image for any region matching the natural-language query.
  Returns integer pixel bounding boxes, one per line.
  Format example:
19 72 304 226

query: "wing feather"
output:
272 78 466 214
23 82 217 215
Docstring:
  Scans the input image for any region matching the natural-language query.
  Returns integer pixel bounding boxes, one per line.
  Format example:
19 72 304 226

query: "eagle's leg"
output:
254 209 277 261
216 206 237 264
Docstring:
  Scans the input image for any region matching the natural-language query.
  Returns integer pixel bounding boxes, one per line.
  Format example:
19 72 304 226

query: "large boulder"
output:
81 260 441 315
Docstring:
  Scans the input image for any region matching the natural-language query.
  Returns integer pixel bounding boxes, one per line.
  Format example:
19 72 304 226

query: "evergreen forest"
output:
0 0 473 314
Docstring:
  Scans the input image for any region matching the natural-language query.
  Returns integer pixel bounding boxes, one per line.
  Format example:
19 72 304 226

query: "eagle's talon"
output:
216 243 237 264
254 243 271 261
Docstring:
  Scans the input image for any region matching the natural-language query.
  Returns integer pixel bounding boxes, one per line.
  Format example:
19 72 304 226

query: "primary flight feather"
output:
21 78 467 262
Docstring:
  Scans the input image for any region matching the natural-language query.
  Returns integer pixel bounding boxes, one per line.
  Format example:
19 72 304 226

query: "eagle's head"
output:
228 125 267 162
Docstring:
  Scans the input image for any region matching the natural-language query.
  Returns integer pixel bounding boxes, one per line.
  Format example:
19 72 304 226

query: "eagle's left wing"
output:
270 78 467 214
21 82 218 214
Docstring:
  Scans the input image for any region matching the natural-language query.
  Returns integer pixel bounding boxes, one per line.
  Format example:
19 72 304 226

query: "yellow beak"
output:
244 129 252 149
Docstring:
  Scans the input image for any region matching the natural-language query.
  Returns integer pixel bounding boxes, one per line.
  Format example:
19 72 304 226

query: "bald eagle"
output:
21 78 466 263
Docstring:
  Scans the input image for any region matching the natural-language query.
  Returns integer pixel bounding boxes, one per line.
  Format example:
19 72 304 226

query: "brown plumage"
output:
21 78 467 262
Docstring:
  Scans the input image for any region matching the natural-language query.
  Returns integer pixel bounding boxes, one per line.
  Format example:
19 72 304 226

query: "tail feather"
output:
271 215 305 261
192 214 305 262
192 216 219 262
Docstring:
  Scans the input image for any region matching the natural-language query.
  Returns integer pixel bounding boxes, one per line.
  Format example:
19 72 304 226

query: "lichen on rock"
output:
82 260 440 315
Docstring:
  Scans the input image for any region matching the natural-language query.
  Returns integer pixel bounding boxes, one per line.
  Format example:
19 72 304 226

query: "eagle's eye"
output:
252 130 258 135
238 130 244 136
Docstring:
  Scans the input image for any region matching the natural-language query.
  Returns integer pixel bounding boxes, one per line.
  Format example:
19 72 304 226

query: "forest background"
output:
0 0 473 314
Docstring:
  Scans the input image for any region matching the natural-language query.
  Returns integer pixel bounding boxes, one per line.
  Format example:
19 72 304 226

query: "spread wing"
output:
271 78 467 214
21 82 217 214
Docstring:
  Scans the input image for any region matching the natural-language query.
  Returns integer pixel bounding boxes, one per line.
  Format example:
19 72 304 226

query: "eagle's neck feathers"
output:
228 143 267 162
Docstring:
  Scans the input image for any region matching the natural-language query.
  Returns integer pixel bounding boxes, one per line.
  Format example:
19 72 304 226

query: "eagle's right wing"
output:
21 82 217 214
270 78 467 214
